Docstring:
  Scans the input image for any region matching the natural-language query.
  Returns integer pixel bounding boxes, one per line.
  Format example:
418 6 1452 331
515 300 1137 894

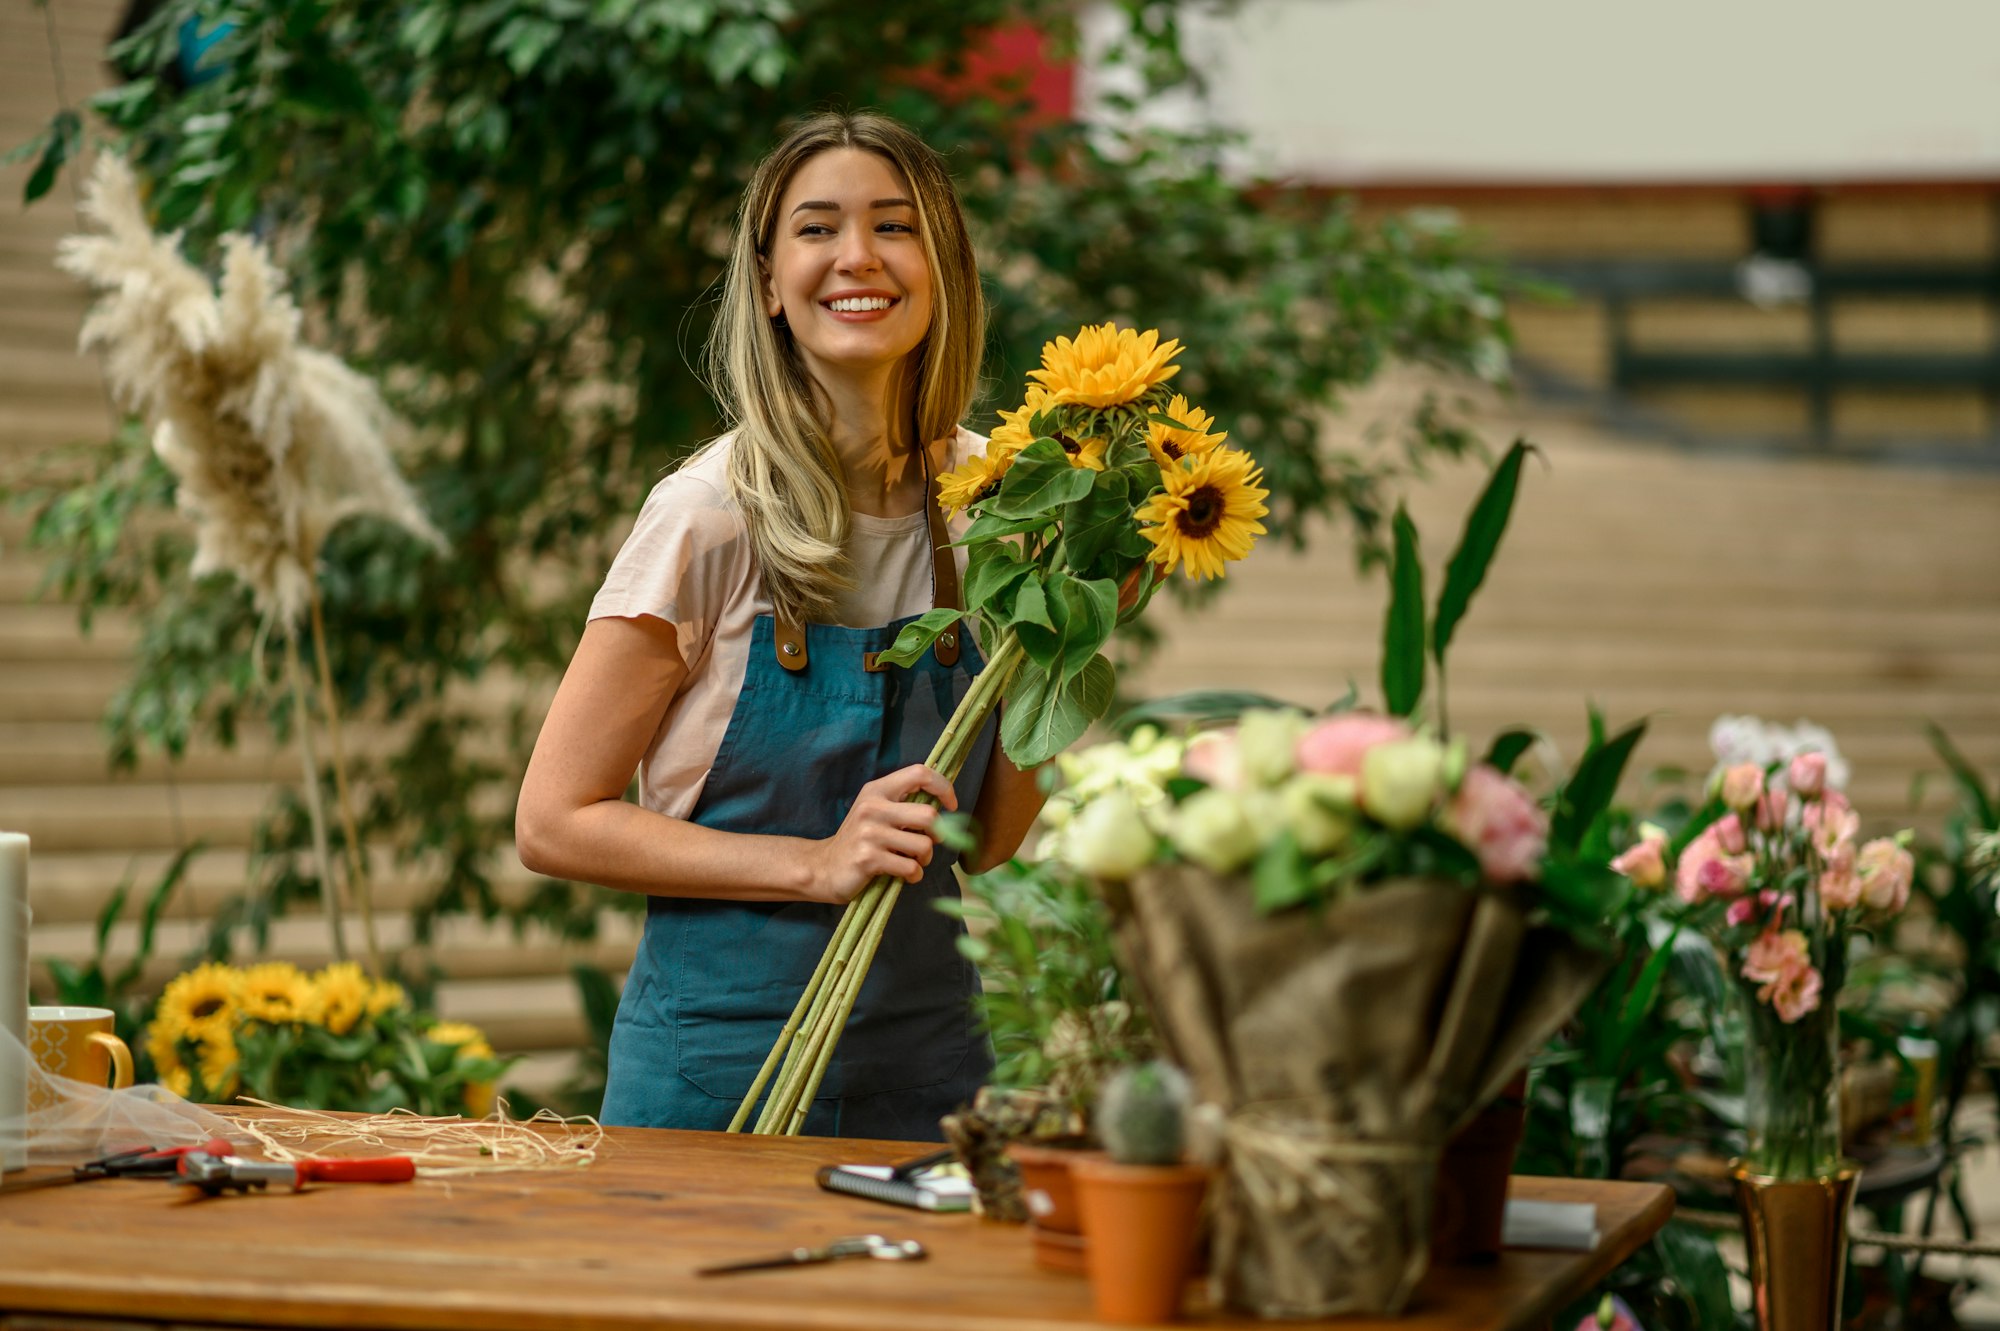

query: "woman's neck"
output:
815 363 928 519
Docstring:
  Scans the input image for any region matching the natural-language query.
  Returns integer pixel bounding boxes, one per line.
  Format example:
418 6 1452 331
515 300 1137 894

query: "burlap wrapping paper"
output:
1107 867 1607 1317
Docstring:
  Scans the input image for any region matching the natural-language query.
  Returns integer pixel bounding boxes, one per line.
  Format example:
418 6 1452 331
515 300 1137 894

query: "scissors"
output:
697 1233 928 1276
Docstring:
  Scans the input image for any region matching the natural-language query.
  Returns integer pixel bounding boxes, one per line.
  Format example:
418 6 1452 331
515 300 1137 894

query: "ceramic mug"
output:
27 1005 134 1112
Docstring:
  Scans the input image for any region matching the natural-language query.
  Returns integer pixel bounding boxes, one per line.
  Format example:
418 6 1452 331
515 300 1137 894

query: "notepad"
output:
816 1161 976 1212
1502 1199 1599 1251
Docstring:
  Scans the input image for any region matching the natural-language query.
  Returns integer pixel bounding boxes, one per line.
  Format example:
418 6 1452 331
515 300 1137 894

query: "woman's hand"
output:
805 764 959 903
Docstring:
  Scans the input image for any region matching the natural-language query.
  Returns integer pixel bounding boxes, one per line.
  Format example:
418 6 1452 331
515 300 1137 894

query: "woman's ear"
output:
760 262 784 321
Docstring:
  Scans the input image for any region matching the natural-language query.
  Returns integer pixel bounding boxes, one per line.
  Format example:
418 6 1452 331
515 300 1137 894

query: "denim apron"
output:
602 470 996 1140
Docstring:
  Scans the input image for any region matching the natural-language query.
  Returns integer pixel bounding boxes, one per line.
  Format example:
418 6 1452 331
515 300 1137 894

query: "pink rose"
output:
1721 763 1765 811
1677 827 1751 903
1754 787 1790 833
1766 963 1824 1023
1787 751 1827 798
1610 837 1666 890
1715 812 1747 855
1856 838 1914 914
1817 845 1862 912
1295 713 1412 779
1445 764 1549 884
1182 729 1242 791
1803 792 1859 859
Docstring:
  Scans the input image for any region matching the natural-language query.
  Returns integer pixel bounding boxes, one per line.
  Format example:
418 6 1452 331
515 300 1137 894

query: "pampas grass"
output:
58 155 443 974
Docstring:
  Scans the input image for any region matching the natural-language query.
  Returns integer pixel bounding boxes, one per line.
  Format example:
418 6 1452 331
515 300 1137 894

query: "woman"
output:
516 112 1045 1139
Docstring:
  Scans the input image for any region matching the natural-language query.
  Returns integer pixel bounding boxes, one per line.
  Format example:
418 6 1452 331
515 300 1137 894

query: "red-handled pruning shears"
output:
176 1150 416 1197
2 1137 238 1195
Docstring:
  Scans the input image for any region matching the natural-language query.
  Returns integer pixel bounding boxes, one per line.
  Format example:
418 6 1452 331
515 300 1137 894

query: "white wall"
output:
1081 0 2000 185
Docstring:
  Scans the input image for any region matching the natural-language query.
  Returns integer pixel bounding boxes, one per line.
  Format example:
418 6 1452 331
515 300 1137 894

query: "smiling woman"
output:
515 113 1040 1141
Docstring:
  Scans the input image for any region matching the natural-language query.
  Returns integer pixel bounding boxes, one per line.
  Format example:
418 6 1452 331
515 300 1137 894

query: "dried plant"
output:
57 155 443 972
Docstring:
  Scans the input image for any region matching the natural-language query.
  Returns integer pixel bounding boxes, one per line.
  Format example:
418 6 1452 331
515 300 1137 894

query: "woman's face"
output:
763 147 934 387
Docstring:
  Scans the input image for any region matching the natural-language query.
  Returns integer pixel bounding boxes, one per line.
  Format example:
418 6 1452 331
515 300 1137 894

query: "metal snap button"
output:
939 633 956 649
781 642 799 656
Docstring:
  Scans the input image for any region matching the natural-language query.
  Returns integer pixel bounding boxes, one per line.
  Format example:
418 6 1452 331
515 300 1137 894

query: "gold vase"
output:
1733 1162 1860 1331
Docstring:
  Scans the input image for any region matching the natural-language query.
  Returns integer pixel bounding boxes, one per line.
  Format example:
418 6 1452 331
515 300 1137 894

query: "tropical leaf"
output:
1551 718 1648 853
1381 504 1425 717
1432 439 1535 668
872 607 963 668
1483 728 1539 776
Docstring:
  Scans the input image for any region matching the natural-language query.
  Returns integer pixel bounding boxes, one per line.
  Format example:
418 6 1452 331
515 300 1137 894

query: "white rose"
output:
1360 736 1447 831
1281 773 1357 855
1063 789 1157 880
1238 708 1309 788
1168 787 1263 874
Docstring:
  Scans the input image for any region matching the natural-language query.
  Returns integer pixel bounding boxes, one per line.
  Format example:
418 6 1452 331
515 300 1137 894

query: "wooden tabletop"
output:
0 1124 1673 1331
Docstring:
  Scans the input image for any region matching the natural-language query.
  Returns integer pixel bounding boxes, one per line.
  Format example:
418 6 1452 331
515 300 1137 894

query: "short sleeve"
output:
588 469 751 673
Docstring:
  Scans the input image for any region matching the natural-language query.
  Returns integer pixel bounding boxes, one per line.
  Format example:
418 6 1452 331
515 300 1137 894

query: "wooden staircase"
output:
6 2 2000 1101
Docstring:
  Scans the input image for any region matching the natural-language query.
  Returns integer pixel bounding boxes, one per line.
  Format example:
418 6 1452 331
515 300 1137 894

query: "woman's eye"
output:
878 221 914 234
797 223 834 237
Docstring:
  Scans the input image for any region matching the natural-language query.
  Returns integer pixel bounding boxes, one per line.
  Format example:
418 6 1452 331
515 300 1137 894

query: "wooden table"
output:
0 1125 1672 1331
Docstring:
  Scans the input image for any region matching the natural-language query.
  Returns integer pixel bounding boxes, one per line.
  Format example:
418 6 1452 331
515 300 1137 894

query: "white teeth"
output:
827 296 893 312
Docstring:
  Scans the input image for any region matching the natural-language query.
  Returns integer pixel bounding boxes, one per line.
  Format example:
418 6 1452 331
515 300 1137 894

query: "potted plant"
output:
1072 1059 1211 1324
935 857 1154 1267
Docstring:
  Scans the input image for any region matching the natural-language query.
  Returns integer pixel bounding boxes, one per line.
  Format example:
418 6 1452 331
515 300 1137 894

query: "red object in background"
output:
905 21 1074 129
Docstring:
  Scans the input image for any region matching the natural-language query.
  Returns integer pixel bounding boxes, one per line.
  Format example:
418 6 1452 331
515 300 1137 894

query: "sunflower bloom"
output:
312 961 372 1035
1058 435 1108 472
1146 394 1227 469
1136 447 1270 581
428 1021 499 1119
239 961 313 1024
365 978 407 1019
989 385 1056 461
938 452 1009 512
1028 323 1182 408
154 962 242 1039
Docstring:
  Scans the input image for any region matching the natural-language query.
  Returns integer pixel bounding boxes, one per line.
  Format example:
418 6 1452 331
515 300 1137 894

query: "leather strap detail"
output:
774 619 808 671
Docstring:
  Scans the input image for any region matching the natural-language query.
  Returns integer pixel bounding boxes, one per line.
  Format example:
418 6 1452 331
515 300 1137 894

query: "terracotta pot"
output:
1072 1158 1210 1325
1431 1070 1528 1264
1008 1140 1101 1273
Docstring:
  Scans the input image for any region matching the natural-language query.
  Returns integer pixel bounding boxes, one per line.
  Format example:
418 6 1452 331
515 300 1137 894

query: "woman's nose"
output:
836 228 882 274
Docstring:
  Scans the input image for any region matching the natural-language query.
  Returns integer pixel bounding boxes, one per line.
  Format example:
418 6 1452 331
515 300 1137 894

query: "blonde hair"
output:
706 111 986 626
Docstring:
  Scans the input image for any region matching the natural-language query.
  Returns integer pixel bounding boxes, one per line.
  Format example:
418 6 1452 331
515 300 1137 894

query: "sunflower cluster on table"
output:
145 960 504 1117
937 322 1270 581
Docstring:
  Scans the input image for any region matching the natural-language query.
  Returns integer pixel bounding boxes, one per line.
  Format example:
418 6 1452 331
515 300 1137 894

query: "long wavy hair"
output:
705 111 985 625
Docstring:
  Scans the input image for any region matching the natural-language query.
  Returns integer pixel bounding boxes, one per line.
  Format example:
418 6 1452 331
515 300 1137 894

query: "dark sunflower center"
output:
191 997 225 1019
1057 433 1083 458
1176 486 1224 539
1160 439 1184 460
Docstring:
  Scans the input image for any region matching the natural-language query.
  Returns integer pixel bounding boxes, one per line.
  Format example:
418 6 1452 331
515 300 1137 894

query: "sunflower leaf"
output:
955 510 1050 545
1058 470 1133 583
1053 575 1119 681
873 607 964 669
965 541 1031 618
985 438 1096 519
1003 651 1116 767
1381 504 1425 717
1010 573 1055 633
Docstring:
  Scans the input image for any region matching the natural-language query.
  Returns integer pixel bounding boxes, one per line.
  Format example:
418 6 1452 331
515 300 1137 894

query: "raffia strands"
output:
55 155 442 630
226 1099 604 1178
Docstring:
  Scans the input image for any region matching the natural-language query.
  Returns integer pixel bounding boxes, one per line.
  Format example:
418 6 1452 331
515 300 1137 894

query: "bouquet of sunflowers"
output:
146 961 507 1117
732 323 1270 1136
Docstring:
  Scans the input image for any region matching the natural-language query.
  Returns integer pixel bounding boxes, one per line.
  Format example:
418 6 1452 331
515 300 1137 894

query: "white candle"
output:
0 831 28 1171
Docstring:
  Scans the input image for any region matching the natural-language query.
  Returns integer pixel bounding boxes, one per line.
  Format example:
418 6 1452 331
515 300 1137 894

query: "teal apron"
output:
602 464 995 1140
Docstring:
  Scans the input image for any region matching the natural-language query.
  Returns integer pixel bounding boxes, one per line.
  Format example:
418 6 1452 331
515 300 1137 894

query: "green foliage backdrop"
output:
11 0 1512 948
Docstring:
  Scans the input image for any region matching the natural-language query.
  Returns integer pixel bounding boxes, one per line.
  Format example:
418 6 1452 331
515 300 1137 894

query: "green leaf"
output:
984 439 1096 520
1057 469 1131 574
964 542 1030 617
1001 653 1115 767
1654 1221 1736 1331
1926 720 1995 828
1010 573 1054 633
1551 719 1648 853
1252 832 1314 914
1112 688 1305 737
871 607 963 669
1483 728 1538 776
1381 504 1425 717
1614 923 1682 1067
957 511 1050 544
22 109 80 205
1431 439 1534 669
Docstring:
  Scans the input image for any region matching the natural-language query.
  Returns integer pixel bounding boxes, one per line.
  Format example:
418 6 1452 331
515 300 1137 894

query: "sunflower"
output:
427 1021 500 1119
1136 447 1270 581
1055 435 1108 472
150 1022 238 1101
988 384 1057 461
1027 323 1182 408
365 977 407 1019
1146 394 1227 469
153 962 242 1039
239 961 313 1025
937 451 1009 512
311 961 373 1035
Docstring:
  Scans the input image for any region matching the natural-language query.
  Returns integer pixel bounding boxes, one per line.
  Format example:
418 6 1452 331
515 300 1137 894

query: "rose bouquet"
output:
1042 443 1628 1316
1610 748 1913 1180
146 961 507 1117
731 324 1270 1135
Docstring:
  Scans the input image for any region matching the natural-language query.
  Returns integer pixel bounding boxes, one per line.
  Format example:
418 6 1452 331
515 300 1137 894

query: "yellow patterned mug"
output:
27 1006 135 1112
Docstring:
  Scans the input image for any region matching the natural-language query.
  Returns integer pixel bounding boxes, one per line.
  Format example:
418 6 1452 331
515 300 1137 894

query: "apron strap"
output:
776 436 964 673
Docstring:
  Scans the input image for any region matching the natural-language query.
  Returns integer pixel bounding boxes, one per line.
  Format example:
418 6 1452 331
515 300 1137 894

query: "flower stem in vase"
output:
1737 975 1844 1180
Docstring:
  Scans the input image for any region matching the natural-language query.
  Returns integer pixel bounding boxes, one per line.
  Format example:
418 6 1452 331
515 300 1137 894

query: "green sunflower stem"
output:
732 629 1025 1134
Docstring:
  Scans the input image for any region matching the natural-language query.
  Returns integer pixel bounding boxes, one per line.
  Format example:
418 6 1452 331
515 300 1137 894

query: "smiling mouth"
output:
824 296 897 312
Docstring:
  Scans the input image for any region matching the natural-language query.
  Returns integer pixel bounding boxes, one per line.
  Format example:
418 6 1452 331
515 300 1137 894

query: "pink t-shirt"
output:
589 429 987 819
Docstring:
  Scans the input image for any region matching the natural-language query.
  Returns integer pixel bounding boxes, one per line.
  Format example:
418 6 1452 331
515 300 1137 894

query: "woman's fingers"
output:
868 763 957 811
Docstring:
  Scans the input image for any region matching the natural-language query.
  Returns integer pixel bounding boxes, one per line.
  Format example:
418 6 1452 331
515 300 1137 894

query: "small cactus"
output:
1097 1060 1192 1165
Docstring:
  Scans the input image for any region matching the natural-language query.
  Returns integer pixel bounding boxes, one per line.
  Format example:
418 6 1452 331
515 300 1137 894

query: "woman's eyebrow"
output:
789 197 918 216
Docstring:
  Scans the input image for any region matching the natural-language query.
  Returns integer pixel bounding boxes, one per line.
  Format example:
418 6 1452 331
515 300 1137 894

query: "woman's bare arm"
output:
965 732 1047 874
516 616 956 903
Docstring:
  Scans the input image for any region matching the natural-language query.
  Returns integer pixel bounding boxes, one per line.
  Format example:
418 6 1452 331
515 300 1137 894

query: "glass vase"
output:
1737 975 1844 1180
